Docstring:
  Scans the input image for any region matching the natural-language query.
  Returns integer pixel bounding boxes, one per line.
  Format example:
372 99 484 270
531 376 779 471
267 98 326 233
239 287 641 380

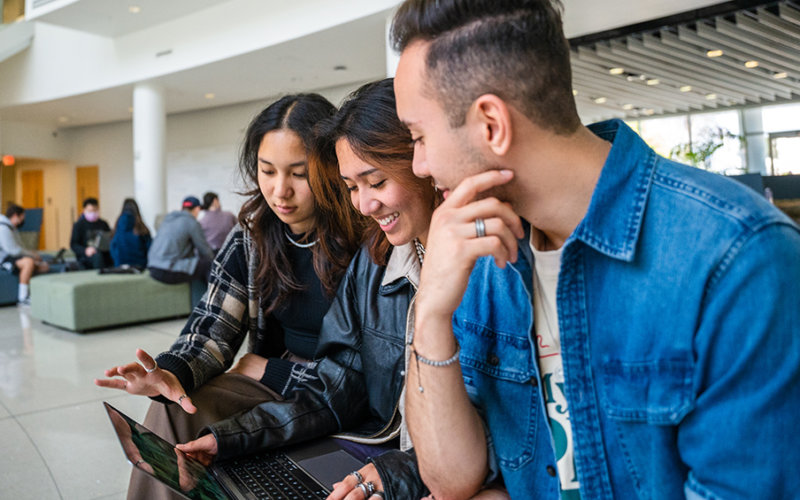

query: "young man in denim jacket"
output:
392 1 800 499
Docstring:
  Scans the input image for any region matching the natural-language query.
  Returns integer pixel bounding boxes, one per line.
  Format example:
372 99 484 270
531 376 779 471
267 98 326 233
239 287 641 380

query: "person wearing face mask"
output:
0 203 50 305
70 197 113 269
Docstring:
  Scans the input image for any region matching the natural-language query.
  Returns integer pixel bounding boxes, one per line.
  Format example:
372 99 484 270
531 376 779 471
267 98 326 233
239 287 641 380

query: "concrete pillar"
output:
133 82 167 231
741 107 768 175
386 14 399 77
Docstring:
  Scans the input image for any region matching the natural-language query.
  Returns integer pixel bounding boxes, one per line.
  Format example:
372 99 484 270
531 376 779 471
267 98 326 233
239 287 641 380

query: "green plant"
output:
669 127 741 170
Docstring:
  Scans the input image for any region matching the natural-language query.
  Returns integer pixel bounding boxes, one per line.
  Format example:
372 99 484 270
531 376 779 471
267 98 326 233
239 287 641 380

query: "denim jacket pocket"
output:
598 359 694 424
456 319 538 470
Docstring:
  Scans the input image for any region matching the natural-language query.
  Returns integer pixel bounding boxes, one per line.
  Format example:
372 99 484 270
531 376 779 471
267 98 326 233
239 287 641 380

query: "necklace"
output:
413 238 425 265
284 231 318 248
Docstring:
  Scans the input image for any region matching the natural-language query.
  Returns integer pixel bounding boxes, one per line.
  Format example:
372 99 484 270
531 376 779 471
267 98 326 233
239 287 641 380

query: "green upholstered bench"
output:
29 270 191 331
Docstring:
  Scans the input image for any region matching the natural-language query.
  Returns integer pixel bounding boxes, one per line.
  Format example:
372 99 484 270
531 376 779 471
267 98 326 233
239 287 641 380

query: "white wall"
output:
3 78 368 246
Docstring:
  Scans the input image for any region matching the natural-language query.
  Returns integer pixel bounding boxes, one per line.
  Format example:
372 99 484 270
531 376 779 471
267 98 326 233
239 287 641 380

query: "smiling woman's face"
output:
257 129 316 234
337 138 432 246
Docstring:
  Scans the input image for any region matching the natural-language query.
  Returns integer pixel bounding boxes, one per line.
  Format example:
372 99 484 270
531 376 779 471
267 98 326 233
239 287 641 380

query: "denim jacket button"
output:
546 465 557 477
488 354 500 366
529 376 539 387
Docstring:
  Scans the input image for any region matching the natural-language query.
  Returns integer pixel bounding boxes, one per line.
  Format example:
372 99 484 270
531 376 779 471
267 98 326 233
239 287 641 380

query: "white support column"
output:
741 107 768 175
133 82 167 231
386 13 399 77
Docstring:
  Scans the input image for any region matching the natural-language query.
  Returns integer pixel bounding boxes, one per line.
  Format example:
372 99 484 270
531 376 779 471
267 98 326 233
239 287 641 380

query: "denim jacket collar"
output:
570 119 657 262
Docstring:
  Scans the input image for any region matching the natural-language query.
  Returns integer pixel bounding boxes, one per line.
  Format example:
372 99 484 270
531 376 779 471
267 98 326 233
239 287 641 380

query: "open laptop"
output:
104 402 364 500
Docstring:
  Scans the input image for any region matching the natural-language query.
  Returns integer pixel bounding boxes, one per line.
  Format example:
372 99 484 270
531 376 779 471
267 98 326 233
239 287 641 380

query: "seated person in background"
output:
71 197 113 269
198 191 237 253
110 198 152 268
0 203 50 305
147 196 214 284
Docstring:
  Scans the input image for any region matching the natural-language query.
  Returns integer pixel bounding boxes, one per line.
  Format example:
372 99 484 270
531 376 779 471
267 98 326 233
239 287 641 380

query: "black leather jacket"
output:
203 244 428 498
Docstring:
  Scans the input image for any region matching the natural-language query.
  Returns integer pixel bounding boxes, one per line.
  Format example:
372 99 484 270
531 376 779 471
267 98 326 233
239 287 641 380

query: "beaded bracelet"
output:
411 343 460 393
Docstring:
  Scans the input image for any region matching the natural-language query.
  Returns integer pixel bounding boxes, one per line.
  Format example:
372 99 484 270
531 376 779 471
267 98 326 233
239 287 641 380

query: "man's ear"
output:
470 94 512 156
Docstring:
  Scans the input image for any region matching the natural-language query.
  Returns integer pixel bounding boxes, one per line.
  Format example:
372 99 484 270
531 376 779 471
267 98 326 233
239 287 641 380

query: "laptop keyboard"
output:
221 452 328 499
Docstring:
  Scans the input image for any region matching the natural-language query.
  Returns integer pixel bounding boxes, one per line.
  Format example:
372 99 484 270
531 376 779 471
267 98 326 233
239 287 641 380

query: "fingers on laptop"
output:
329 464 383 500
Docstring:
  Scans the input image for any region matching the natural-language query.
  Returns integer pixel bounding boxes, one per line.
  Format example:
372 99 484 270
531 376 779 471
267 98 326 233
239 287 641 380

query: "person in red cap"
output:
146 195 214 284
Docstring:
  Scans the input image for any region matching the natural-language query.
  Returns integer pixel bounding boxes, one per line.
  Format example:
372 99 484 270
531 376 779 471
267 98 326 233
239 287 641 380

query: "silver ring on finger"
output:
145 365 157 373
178 394 188 405
349 470 364 483
475 218 486 238
357 481 375 499
371 491 386 500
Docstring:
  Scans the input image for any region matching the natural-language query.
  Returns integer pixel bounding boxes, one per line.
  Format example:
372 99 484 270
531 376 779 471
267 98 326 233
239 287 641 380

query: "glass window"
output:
689 110 744 175
638 116 690 159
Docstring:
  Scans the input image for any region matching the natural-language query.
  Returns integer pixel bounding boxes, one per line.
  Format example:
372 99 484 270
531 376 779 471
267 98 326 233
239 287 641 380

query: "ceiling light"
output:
593 97 607 104
609 67 624 75
642 109 655 116
706 49 723 58
680 85 693 92
333 65 347 71
646 78 660 86
773 72 788 79
622 104 634 110
204 93 215 99
744 60 759 69
58 116 69 123
128 106 133 113
626 75 636 82
572 89 578 96
705 93 717 100
129 5 141 14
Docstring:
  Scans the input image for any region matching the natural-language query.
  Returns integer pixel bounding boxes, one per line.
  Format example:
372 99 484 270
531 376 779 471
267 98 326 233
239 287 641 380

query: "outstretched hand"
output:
94 348 197 414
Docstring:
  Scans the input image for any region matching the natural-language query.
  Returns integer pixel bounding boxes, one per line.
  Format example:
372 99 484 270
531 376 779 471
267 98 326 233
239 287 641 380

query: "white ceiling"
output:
3 0 797 128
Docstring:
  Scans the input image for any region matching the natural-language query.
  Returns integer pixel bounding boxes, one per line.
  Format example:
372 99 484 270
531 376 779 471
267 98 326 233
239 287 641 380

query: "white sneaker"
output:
17 296 31 307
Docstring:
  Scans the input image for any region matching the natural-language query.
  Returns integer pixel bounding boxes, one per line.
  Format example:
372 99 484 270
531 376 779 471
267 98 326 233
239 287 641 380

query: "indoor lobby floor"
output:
0 306 191 500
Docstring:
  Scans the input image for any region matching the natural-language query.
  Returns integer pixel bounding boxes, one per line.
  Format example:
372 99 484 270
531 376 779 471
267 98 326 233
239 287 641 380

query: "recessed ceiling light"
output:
622 104 634 110
744 60 759 69
204 93 215 99
773 72 788 79
58 116 69 123
642 109 655 116
593 97 607 104
706 49 723 58
646 78 660 86
609 67 624 75
572 89 578 96
129 5 141 14
680 85 693 92
333 65 347 71
705 93 717 100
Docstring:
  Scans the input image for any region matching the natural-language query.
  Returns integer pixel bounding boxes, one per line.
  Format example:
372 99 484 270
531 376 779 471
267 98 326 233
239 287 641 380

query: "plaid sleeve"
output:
155 227 256 392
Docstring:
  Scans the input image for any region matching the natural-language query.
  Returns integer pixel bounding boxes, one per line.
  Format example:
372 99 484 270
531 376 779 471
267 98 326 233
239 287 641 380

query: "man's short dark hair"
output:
83 197 99 208
391 0 580 135
5 202 25 219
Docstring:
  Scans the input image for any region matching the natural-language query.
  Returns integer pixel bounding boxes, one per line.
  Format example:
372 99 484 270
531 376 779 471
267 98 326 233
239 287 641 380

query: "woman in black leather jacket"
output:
176 79 440 499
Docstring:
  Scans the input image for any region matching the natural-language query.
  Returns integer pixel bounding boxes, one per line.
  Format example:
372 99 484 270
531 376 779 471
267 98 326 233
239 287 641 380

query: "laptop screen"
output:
104 402 227 500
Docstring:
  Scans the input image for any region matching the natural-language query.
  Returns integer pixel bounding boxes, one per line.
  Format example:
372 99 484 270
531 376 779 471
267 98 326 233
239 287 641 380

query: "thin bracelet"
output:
412 343 460 393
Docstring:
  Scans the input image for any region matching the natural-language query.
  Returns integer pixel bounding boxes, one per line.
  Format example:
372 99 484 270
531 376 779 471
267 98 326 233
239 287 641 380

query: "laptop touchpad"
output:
297 450 365 490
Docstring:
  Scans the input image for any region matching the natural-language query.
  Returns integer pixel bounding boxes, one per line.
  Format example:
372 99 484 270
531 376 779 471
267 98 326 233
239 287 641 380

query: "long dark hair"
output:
312 78 438 266
238 94 362 312
114 198 150 237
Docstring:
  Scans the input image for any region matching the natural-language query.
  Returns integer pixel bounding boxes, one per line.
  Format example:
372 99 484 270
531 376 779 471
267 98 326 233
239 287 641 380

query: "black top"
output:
70 215 111 257
260 233 332 392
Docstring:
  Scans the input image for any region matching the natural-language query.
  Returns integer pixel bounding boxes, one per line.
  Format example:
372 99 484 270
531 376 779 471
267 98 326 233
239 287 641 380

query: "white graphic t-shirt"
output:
530 239 581 500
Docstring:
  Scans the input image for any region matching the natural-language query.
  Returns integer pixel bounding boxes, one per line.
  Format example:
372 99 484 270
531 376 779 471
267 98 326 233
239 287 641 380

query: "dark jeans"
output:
78 251 112 270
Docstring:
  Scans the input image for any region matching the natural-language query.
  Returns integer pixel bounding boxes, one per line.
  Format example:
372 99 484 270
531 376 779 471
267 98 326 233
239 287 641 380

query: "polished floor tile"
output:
0 305 191 500
0 416 61 499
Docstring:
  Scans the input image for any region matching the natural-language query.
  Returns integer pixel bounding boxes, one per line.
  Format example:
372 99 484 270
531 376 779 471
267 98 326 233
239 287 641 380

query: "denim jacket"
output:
454 120 800 499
